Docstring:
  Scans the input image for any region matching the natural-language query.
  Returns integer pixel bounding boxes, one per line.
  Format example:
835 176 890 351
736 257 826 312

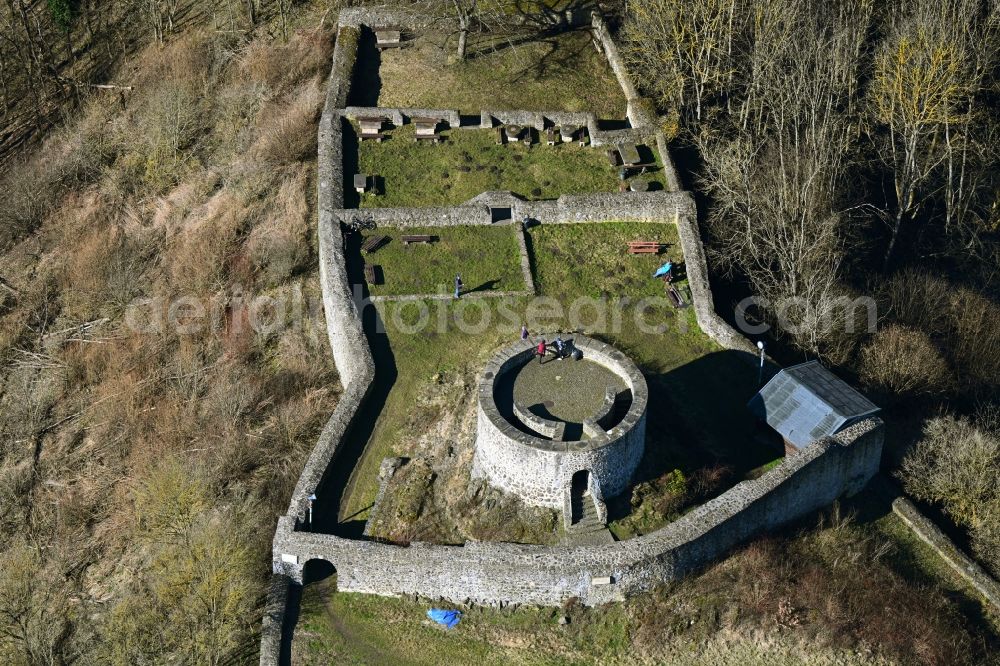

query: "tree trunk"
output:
882 208 904 273
64 26 74 65
82 0 94 42
457 27 468 60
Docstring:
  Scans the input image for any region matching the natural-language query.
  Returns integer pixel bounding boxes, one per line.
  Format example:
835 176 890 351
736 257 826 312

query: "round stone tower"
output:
471 334 648 520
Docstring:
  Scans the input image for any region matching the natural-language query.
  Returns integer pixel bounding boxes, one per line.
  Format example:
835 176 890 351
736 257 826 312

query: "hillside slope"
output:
0 4 342 663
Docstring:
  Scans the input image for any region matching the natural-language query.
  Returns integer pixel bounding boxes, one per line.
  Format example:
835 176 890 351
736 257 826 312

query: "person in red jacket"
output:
536 339 547 364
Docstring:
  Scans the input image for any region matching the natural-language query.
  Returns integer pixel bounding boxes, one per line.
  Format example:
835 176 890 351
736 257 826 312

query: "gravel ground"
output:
511 353 627 424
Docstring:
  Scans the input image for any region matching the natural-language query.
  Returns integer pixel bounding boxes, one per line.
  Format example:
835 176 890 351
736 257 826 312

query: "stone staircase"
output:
563 492 615 546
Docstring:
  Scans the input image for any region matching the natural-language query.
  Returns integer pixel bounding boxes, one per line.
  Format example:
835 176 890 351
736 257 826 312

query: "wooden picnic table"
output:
361 234 389 254
618 143 641 166
401 234 435 245
627 241 662 255
668 285 686 308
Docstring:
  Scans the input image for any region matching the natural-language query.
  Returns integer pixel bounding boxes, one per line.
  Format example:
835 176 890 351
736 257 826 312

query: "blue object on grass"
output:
427 608 462 629
653 262 673 278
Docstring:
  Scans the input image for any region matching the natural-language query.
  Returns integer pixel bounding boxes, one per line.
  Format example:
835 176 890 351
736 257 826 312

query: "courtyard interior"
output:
506 352 627 427
349 224 526 297
288 14 1000 666
332 221 775 546
352 123 666 208
352 27 628 116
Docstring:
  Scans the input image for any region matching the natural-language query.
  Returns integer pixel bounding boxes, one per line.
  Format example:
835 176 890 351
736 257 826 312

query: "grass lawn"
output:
527 222 771 537
373 29 627 117
337 300 528 524
293 581 632 665
337 222 769 534
355 225 526 297
355 124 660 207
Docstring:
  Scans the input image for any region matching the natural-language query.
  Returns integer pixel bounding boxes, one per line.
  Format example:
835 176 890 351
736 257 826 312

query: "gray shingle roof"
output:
747 360 879 449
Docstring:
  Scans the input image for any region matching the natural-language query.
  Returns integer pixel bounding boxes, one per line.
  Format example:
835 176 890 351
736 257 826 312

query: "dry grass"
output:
375 28 627 116
0 21 340 663
628 508 980 665
251 78 325 166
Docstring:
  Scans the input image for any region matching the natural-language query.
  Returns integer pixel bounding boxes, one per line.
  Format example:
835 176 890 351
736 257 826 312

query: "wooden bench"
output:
544 127 556 145
606 149 621 166
358 115 389 142
363 263 378 284
401 234 435 245
361 234 389 254
668 285 686 308
413 117 442 142
495 126 505 144
375 29 402 50
627 241 663 254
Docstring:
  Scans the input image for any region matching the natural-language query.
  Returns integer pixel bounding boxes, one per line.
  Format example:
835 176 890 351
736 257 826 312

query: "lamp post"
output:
757 340 766 387
308 493 317 530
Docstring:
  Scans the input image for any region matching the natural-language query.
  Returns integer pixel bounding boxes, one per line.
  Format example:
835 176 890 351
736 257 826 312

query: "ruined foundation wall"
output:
261 12 882 664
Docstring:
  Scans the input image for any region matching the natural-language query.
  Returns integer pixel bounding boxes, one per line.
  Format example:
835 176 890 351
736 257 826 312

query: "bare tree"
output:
412 0 517 61
860 324 952 398
0 542 75 664
695 4 868 354
868 0 993 271
899 413 1000 542
623 0 743 123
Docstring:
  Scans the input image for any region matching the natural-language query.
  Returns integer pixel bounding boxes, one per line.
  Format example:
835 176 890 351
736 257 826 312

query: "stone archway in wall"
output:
302 558 337 586
570 469 591 525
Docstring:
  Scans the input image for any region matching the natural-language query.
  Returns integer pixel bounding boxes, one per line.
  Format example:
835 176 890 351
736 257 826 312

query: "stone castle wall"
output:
259 23 370 665
334 191 695 230
260 11 883 664
344 106 462 128
272 419 882 607
472 401 647 508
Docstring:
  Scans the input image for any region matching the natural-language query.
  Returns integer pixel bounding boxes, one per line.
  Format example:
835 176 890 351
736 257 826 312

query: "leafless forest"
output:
0 0 998 663
624 0 1000 580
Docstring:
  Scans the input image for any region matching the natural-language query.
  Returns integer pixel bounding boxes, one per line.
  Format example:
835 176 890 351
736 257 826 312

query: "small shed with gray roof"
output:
748 360 879 454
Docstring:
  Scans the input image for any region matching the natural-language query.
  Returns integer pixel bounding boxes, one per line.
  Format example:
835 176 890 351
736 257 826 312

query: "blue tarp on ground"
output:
427 608 462 629
653 261 673 278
